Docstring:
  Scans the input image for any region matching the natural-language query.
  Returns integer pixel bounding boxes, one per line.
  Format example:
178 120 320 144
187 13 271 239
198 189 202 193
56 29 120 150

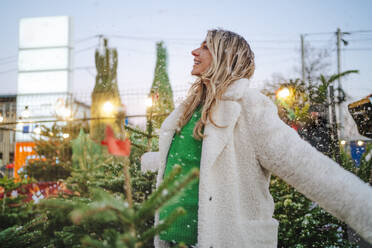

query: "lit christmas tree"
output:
91 37 123 142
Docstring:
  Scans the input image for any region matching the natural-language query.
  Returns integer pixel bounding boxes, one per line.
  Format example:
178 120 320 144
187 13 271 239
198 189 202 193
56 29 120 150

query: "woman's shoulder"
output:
221 78 268 104
242 88 271 105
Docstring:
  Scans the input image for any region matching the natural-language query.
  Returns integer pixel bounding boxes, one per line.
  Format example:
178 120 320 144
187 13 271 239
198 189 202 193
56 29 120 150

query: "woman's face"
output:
191 41 212 76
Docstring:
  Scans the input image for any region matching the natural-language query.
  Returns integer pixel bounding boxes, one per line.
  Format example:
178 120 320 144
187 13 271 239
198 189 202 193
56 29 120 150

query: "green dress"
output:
159 106 203 245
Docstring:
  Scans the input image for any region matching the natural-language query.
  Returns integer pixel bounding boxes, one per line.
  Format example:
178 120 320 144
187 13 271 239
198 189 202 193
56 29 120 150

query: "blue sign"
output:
350 141 366 167
22 125 30 133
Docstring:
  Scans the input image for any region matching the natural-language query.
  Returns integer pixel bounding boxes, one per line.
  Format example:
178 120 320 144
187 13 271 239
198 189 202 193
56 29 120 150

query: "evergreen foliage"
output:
0 215 48 248
271 143 372 247
91 38 123 142
0 125 198 248
23 123 87 182
68 165 198 248
263 70 358 126
147 41 175 130
340 143 372 184
270 176 357 247
71 129 103 170
263 71 364 247
0 176 35 231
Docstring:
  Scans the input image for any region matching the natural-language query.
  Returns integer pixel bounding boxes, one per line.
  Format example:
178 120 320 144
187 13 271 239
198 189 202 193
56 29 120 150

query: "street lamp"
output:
34 126 41 135
21 106 30 118
56 106 71 119
276 87 290 100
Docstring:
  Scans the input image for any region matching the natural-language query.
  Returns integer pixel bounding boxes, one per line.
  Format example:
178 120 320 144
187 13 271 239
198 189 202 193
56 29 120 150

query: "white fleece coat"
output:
141 78 372 248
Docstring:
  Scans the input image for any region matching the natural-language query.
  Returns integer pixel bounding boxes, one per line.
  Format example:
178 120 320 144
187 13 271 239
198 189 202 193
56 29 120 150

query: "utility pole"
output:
301 34 305 82
336 28 343 140
329 84 341 164
336 28 342 87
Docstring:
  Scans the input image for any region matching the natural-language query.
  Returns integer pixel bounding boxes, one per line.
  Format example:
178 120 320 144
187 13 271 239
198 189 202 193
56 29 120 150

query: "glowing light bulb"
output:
277 88 290 99
146 97 153 107
34 126 41 134
21 106 30 118
56 107 71 118
102 101 114 114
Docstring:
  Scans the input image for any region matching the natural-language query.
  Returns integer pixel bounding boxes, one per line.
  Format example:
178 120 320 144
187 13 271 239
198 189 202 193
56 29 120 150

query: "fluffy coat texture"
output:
141 78 372 248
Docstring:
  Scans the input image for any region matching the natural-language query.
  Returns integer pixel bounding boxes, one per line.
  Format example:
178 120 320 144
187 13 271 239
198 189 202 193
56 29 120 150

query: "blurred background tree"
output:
90 37 123 142
147 41 174 130
23 122 88 182
263 68 362 247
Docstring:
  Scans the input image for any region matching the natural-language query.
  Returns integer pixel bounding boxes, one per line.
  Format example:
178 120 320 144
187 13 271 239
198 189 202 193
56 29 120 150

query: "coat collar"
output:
201 100 241 170
220 78 250 101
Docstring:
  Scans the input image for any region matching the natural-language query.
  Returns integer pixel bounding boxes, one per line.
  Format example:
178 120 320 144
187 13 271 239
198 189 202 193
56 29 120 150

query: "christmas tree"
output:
91 37 123 142
147 41 175 130
0 175 35 232
0 126 197 248
23 122 89 182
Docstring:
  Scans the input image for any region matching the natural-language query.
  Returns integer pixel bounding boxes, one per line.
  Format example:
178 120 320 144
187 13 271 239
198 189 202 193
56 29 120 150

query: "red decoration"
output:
0 181 74 202
6 163 14 169
101 126 131 157
291 123 299 131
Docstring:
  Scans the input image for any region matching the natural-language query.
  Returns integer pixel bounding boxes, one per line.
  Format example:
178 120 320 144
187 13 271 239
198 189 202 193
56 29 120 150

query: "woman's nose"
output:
191 48 199 56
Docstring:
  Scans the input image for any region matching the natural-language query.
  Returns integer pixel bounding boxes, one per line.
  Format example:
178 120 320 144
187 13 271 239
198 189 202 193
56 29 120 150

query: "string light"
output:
102 101 115 114
357 140 364 146
145 97 153 107
21 106 30 118
277 88 290 100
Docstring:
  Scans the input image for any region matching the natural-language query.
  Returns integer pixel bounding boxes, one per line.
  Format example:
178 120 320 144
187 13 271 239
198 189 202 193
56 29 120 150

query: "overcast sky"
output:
1 0 371 105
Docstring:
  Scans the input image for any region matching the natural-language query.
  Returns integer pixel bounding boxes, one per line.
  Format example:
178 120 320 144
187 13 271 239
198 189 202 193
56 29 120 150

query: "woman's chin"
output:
191 70 201 76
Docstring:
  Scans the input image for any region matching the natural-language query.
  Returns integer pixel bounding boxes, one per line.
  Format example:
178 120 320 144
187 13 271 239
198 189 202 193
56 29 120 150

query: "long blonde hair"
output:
178 29 255 139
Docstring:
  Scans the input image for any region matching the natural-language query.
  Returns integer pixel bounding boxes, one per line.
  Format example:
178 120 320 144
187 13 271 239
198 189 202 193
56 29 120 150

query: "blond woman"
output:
141 29 372 248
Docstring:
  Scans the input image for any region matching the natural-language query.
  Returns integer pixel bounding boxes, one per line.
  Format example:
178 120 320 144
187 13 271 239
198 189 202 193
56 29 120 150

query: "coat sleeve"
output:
140 152 160 172
242 89 372 244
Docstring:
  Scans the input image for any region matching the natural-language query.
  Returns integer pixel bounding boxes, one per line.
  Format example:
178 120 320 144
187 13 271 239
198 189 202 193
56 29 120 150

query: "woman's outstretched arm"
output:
242 89 372 244
141 152 160 172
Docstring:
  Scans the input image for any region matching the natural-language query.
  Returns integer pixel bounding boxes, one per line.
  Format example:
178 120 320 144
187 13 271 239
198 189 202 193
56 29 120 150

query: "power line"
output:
74 35 99 44
75 44 99 54
0 68 17 74
342 48 372 51
115 46 154 55
348 30 372 34
0 56 17 62
73 66 95 70
304 29 372 36
303 31 334 36
106 34 201 42
0 59 17 66
347 38 372 42
252 47 299 50
0 65 96 75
